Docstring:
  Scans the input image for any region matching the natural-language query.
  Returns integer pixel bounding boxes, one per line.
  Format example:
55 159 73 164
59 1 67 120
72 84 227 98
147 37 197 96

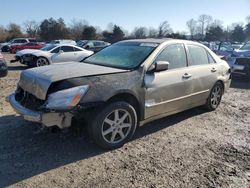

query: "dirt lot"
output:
0 53 249 188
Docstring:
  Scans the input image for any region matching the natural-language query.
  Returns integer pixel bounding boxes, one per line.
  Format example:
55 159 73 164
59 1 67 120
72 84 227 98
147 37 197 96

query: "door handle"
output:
182 73 192 79
211 67 217 72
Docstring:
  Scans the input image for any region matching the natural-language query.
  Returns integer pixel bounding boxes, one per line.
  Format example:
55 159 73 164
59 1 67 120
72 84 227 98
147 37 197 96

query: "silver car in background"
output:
7 39 231 149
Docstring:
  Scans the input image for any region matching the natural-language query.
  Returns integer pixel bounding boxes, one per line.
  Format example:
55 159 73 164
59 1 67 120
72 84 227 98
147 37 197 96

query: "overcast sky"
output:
1 0 250 32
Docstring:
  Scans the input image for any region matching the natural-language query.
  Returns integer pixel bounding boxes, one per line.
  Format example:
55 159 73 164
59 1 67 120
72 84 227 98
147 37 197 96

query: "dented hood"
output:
18 62 128 100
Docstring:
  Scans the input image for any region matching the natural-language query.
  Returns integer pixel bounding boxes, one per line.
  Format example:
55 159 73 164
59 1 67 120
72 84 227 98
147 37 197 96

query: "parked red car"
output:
10 42 45 54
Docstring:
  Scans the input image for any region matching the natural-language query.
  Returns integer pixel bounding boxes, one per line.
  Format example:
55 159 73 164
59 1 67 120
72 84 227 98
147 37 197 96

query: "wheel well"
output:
107 93 141 120
37 56 49 61
216 80 225 93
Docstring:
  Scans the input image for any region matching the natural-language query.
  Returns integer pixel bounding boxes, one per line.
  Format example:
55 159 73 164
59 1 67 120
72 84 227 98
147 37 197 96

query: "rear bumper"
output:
7 93 73 128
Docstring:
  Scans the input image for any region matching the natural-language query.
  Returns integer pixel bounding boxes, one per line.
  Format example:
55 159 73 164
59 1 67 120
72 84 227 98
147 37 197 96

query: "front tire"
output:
205 82 223 111
88 101 137 149
36 57 49 67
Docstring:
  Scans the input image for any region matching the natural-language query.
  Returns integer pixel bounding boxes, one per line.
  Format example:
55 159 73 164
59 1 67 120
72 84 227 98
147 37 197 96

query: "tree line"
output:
0 14 250 43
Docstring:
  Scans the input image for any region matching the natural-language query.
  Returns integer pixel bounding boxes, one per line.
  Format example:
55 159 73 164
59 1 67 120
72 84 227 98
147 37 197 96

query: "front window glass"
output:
51 47 60 53
155 44 187 69
29 39 37 42
84 42 158 69
20 39 27 43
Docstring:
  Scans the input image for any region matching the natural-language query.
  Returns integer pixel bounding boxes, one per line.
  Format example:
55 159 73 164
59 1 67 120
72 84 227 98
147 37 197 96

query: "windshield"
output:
239 43 250 51
41 44 57 51
84 42 158 69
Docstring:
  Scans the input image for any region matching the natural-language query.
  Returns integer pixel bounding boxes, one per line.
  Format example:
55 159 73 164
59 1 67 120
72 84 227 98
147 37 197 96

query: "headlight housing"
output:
46 85 89 110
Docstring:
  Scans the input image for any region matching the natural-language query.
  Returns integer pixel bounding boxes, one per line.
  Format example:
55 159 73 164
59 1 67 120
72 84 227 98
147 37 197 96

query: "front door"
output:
52 46 76 63
144 43 191 119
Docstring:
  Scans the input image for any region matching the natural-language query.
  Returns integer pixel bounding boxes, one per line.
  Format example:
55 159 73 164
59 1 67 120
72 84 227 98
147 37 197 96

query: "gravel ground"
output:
0 53 249 188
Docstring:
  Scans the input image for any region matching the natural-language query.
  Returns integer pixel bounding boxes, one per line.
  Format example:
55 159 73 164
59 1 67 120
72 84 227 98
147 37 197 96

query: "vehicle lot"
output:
0 53 250 187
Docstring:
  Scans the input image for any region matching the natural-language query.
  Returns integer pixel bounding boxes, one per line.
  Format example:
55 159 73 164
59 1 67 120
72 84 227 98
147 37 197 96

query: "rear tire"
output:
88 101 137 150
205 82 223 111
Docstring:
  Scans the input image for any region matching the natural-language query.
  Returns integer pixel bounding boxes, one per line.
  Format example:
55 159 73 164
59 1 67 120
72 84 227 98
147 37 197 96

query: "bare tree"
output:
158 21 172 37
132 27 147 38
230 22 244 30
148 27 158 38
198 14 212 39
24 20 39 38
210 19 223 27
69 19 88 41
186 19 197 39
7 23 23 39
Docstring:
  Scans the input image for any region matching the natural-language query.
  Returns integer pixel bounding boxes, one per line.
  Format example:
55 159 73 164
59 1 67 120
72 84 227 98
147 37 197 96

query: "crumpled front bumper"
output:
7 93 73 128
7 93 41 122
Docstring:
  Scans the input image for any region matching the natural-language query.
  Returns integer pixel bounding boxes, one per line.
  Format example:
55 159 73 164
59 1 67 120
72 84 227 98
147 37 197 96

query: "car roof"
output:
120 38 173 44
55 44 79 47
12 38 29 40
119 38 204 46
78 40 105 42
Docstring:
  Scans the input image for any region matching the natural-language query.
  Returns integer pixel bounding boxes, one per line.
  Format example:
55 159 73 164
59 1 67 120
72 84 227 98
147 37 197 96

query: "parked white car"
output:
12 44 94 67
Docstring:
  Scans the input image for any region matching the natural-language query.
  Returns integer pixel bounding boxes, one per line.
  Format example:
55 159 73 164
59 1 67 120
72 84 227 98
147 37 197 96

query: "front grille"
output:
15 87 45 111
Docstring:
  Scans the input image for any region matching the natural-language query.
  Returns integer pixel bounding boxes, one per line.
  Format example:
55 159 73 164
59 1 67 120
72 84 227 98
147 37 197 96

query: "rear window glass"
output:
187 45 209 66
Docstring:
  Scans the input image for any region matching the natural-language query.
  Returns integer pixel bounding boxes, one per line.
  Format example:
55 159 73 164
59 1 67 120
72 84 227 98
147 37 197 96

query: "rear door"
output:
184 44 219 105
144 43 191 119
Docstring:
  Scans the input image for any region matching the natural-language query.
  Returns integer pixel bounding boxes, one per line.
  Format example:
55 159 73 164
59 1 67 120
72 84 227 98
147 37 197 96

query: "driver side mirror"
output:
58 50 64 54
150 61 169 72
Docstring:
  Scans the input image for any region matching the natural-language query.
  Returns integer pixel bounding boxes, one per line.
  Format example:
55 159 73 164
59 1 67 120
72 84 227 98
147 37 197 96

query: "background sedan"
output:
12 44 94 67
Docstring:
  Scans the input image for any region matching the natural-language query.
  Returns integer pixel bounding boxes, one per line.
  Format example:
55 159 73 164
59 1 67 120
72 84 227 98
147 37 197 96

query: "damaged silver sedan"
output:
7 39 231 149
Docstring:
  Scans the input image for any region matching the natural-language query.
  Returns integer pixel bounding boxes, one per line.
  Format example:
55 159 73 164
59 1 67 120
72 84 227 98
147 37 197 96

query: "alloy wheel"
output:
36 58 48 67
101 109 132 144
210 85 222 108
